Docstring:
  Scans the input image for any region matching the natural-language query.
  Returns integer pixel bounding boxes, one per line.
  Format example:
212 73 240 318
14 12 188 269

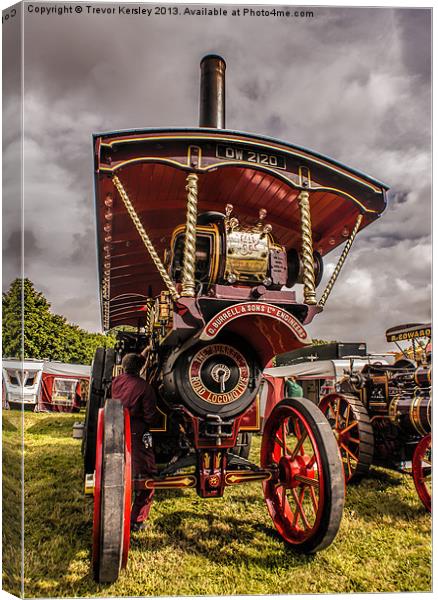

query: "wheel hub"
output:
278 454 315 489
337 426 348 441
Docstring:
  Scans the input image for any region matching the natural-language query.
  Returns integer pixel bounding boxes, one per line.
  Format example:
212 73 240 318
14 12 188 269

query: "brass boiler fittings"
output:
388 369 431 437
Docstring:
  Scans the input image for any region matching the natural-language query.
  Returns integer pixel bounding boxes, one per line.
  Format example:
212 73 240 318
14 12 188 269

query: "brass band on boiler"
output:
389 391 431 437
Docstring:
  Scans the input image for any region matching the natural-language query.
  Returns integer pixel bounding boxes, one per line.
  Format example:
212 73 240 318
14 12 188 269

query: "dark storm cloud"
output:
396 9 431 85
70 222 97 264
4 229 42 259
2 231 21 282
4 3 430 348
390 190 409 206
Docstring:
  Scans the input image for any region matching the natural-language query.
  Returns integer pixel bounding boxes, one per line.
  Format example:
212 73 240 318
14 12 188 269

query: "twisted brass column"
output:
318 213 363 308
181 173 199 297
112 175 180 301
297 189 317 305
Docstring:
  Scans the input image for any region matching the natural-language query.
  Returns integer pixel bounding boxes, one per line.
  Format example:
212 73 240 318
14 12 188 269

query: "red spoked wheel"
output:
319 393 374 483
261 397 345 553
412 434 431 512
92 399 131 583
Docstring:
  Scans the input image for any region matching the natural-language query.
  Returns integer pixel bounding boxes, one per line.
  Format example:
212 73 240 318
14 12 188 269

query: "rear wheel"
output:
412 434 431 512
319 393 374 483
83 348 115 476
83 348 105 474
261 397 345 553
232 432 253 459
92 399 131 583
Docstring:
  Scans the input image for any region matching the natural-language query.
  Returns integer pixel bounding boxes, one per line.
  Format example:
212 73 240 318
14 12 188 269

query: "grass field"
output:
2 410 432 597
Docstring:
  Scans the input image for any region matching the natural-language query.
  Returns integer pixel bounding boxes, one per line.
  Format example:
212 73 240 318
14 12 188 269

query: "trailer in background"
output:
39 362 91 412
2 359 90 412
2 359 44 410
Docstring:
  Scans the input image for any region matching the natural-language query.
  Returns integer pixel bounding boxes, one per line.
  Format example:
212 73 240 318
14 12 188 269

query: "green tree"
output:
2 278 115 364
2 278 23 358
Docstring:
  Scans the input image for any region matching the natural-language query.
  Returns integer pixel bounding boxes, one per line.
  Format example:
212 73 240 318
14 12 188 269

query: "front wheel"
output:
261 397 345 553
92 399 131 583
412 434 431 512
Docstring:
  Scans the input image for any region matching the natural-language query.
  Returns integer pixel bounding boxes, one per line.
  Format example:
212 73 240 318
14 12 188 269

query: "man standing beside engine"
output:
111 353 157 532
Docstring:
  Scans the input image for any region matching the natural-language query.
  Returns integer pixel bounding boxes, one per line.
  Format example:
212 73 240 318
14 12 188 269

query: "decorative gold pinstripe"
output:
98 133 384 193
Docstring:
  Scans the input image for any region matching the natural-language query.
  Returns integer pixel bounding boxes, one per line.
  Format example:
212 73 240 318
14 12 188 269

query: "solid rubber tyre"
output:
412 434 431 512
92 408 104 580
92 399 130 583
102 348 116 390
121 410 132 568
261 397 345 553
319 393 374 483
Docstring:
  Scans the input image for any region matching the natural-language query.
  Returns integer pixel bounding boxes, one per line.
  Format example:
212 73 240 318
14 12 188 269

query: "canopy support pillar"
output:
181 173 199 297
319 213 363 308
112 175 180 301
297 189 317 305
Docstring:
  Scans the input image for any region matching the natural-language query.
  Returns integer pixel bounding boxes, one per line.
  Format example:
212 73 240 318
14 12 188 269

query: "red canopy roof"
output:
94 128 388 329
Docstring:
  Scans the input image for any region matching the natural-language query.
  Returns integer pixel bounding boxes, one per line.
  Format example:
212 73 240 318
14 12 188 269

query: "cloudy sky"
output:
2 2 431 352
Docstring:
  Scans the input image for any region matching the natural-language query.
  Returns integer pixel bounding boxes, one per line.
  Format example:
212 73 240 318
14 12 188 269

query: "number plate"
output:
216 144 286 170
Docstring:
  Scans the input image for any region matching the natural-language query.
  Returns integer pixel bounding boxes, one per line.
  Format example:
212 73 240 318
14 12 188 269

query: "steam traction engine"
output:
319 323 431 511
83 55 389 582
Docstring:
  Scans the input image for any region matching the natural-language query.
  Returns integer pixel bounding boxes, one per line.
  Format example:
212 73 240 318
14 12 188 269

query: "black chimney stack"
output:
199 54 226 129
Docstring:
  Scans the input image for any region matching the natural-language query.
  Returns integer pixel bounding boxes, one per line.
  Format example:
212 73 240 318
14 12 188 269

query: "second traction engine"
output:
339 362 431 466
318 323 431 513
387 366 431 438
